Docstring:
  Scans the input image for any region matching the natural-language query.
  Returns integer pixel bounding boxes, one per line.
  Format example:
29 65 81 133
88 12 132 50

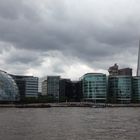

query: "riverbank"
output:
1 102 140 108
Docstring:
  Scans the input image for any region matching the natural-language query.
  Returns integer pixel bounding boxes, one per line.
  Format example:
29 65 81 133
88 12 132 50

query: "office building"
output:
81 73 107 103
59 79 82 102
108 63 119 76
59 79 71 99
132 76 140 103
47 76 60 100
0 70 19 102
70 81 82 102
108 64 132 76
108 76 132 103
118 68 132 76
11 75 38 99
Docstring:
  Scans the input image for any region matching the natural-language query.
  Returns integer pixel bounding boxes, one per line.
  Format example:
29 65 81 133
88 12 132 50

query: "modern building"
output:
108 76 132 104
0 70 19 102
42 80 47 96
132 76 140 103
108 63 119 76
47 76 60 100
70 81 82 102
11 75 38 99
81 73 107 103
59 79 71 100
59 79 82 102
118 68 132 76
108 64 132 76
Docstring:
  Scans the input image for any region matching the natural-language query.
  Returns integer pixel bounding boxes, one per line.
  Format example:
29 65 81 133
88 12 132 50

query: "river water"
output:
0 107 140 140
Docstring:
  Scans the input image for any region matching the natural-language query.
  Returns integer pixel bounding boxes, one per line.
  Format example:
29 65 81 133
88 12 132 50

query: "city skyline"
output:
0 0 140 80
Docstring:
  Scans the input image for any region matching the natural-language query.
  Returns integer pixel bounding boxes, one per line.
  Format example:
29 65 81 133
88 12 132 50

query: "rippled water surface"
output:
0 107 140 140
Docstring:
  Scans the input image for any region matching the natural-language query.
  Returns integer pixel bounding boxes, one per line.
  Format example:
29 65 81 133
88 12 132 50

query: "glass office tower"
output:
108 76 132 103
11 75 38 99
81 73 107 103
0 70 19 101
132 76 140 103
47 76 60 100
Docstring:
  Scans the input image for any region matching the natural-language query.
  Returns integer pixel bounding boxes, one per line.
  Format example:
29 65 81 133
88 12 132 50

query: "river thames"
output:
0 107 140 140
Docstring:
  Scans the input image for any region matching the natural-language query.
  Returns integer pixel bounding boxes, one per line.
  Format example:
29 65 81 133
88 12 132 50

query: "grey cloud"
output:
0 0 140 77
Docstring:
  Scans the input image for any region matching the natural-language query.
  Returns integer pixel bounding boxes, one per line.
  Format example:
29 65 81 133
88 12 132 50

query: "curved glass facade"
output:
108 76 132 103
82 73 107 103
132 76 140 103
0 70 19 101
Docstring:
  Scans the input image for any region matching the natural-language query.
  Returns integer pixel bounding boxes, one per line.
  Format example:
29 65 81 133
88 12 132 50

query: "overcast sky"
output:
0 0 140 80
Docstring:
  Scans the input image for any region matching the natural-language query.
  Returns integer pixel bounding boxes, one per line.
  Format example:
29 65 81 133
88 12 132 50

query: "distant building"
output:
132 41 140 103
42 80 47 96
59 80 82 102
108 76 132 104
59 79 71 100
118 68 132 76
81 73 107 103
132 76 140 103
108 64 132 76
108 64 119 76
47 76 60 100
70 81 82 102
11 75 38 99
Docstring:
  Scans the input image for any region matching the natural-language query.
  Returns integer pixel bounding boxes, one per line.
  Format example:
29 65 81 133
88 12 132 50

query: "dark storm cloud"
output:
0 0 140 77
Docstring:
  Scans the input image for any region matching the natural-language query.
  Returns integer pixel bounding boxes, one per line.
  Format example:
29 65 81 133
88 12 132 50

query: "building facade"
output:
59 79 82 102
81 73 107 103
108 64 132 76
11 75 38 99
47 76 60 100
59 79 71 100
108 63 119 76
25 76 38 97
0 70 19 102
132 76 140 103
108 76 132 103
118 68 132 76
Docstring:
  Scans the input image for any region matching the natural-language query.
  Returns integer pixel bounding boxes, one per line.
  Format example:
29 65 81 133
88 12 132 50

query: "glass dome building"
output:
0 70 19 102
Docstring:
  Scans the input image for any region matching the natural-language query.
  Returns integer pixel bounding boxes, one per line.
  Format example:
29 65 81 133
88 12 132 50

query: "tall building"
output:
108 76 132 104
81 73 107 103
108 64 119 76
108 64 132 76
25 76 38 97
11 75 38 99
59 79 82 102
71 81 82 102
132 41 140 103
47 76 60 100
0 70 19 102
118 68 132 76
59 79 71 100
